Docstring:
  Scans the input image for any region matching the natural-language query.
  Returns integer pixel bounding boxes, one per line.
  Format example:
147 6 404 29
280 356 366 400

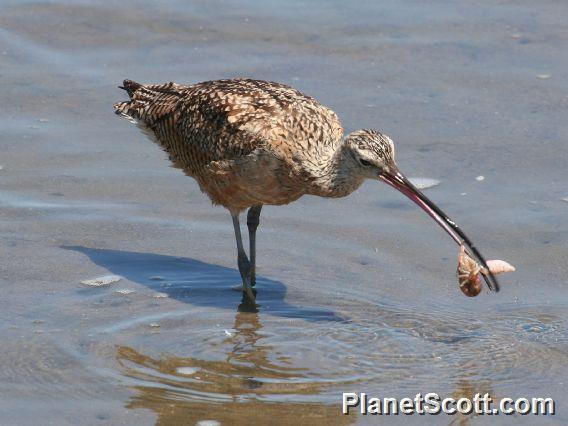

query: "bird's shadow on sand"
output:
63 245 345 323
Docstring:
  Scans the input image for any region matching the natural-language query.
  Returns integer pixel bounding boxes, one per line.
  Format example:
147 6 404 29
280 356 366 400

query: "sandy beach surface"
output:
1 0 567 424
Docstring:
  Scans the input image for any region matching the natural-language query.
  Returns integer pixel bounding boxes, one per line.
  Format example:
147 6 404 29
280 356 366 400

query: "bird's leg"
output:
231 212 256 303
246 205 263 287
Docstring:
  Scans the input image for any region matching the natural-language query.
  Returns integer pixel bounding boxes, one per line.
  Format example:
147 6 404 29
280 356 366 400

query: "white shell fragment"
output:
408 177 441 190
485 260 516 275
80 275 122 287
114 289 135 295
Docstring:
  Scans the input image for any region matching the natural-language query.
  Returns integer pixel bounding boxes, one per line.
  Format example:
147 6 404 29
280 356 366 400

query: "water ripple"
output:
77 298 568 405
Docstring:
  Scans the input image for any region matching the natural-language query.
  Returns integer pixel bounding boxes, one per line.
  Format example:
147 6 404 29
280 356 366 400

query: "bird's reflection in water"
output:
448 375 495 426
117 305 354 425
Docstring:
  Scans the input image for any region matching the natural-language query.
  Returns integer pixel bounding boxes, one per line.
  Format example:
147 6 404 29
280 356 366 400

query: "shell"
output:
457 245 516 297
484 260 516 275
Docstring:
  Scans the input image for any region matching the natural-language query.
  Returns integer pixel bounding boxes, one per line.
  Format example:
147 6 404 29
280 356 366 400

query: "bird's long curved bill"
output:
379 168 499 292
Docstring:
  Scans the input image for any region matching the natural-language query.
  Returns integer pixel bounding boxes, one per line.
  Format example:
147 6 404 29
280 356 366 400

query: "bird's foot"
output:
230 283 256 304
237 255 256 303
241 278 256 304
238 291 259 313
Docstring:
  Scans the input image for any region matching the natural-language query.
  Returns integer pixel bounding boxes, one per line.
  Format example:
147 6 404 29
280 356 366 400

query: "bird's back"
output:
114 78 345 209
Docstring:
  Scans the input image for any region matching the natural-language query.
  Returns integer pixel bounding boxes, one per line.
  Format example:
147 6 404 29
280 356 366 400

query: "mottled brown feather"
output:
114 78 349 211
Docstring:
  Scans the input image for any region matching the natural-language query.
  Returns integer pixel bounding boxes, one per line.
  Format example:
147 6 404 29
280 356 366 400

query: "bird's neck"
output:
309 143 364 198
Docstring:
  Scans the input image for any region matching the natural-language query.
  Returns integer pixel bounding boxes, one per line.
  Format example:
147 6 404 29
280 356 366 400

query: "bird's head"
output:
344 129 397 178
344 128 499 293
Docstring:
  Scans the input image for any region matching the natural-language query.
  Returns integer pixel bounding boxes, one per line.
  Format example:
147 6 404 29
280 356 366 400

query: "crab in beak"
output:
379 166 500 293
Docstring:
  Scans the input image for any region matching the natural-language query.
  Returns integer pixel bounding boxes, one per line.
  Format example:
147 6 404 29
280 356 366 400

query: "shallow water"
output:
1 0 567 424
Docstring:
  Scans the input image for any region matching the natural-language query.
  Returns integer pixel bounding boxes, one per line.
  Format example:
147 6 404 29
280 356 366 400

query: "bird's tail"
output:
119 79 143 98
113 79 185 126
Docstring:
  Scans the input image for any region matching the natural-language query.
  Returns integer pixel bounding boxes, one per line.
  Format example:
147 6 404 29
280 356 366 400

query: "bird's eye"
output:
359 158 372 167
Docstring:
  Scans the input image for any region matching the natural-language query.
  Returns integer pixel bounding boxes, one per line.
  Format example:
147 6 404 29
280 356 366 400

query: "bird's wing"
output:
176 79 344 161
115 78 344 166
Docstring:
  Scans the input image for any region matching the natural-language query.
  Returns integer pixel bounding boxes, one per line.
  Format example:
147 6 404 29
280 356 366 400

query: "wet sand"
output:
1 0 567 424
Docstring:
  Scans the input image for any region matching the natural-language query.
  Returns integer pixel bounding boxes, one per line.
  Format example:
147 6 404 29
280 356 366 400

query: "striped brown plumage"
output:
113 78 386 212
114 78 499 302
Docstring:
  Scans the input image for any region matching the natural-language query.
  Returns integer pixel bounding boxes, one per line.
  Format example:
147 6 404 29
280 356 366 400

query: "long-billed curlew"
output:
114 78 499 303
